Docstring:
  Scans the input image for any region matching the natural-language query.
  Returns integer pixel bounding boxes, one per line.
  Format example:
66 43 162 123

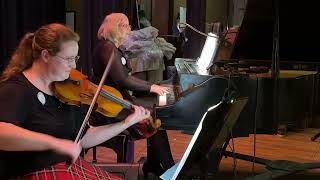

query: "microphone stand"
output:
244 1 320 179
271 0 281 136
178 22 218 38
311 132 320 141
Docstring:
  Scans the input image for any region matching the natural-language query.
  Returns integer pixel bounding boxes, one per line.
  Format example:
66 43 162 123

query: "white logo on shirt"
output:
37 92 46 105
121 57 127 65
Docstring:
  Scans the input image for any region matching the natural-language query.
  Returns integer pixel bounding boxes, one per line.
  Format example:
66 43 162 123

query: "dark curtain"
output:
80 0 132 77
185 0 206 58
0 1 65 178
0 0 65 73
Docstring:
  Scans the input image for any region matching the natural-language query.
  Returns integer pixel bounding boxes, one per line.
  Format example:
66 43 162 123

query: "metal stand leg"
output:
311 132 320 141
223 151 320 180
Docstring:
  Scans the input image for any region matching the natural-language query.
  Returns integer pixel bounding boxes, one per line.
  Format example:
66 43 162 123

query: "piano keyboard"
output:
184 63 198 73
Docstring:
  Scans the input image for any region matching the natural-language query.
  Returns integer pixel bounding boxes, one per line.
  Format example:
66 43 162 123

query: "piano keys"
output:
158 83 181 106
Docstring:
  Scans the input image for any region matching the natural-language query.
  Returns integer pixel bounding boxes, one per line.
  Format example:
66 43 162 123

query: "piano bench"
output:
87 134 135 163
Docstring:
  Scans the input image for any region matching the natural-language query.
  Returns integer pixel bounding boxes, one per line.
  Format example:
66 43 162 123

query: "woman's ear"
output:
40 49 50 63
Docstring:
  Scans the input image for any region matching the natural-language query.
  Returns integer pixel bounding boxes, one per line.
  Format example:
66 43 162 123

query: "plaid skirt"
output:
12 158 122 180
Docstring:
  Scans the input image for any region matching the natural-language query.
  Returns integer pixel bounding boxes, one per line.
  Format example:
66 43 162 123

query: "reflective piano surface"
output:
156 66 317 138
156 74 231 134
156 72 261 137
223 0 320 133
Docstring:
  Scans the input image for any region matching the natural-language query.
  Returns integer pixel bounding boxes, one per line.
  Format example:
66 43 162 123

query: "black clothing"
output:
145 129 175 176
92 39 152 100
92 39 174 175
0 73 83 178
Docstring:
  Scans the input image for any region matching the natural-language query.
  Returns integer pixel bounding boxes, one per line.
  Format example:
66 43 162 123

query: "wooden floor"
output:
85 128 320 179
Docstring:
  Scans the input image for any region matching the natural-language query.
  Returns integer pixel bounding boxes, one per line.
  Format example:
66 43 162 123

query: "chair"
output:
86 136 138 180
85 111 135 163
90 134 135 163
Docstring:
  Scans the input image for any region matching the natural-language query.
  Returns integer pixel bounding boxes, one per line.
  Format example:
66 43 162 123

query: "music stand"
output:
161 97 248 180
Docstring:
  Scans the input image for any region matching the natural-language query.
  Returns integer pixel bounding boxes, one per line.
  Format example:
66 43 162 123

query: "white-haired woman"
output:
91 13 175 177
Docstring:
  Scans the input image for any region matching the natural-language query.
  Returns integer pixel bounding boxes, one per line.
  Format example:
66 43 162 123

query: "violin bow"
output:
74 51 115 143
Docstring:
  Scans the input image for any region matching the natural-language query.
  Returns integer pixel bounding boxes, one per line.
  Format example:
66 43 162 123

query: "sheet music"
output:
174 32 219 76
196 32 219 73
160 102 222 180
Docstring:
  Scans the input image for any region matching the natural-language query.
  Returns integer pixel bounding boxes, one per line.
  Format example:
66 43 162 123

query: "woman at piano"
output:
0 23 150 179
91 13 175 177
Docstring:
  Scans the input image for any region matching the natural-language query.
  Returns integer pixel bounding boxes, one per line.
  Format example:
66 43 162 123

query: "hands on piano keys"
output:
157 85 179 106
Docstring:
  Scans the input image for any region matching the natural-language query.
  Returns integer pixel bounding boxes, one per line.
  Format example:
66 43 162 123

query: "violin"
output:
52 69 161 139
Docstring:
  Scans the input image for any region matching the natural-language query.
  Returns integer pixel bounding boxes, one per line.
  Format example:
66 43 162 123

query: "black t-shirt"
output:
92 39 152 100
0 73 84 178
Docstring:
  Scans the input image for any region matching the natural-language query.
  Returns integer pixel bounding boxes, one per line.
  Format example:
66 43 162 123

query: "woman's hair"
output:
1 23 79 81
97 13 128 45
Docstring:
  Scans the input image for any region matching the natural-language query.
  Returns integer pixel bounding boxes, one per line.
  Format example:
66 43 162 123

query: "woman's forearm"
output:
116 76 151 92
81 105 149 149
0 122 57 151
80 121 130 149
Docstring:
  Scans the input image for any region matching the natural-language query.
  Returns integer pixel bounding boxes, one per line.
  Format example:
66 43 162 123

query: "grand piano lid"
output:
231 0 320 63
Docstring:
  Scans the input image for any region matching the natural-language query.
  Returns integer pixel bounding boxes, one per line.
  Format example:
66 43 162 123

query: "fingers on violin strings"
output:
132 104 137 109
133 105 142 114
132 105 140 113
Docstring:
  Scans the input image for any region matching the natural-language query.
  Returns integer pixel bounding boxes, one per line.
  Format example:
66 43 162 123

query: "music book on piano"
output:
175 32 219 75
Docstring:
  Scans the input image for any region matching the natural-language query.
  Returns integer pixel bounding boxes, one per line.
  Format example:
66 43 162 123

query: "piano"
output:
217 0 320 135
156 0 320 137
156 75 233 134
153 0 320 178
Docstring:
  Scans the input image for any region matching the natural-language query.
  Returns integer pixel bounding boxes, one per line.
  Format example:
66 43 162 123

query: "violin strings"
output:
67 52 116 172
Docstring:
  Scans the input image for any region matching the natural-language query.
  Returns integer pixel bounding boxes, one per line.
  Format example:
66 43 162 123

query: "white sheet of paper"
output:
160 102 222 180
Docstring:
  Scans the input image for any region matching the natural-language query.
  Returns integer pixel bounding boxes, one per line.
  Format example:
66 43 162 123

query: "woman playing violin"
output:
0 23 149 179
92 13 175 177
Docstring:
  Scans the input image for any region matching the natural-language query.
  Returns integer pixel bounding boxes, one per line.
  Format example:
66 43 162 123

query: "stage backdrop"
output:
0 0 65 73
80 0 135 78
